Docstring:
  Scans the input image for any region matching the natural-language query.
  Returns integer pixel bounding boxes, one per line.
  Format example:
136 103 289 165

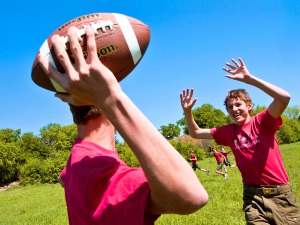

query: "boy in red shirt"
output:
39 26 209 225
211 148 228 180
220 146 236 168
189 150 209 175
180 57 300 224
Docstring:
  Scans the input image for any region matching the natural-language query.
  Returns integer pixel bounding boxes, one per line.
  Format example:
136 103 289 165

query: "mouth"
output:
232 113 241 119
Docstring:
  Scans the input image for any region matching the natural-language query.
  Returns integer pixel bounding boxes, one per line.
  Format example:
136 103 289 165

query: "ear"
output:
247 102 253 111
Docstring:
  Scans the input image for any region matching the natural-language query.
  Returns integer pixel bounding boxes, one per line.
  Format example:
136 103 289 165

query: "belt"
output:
243 184 291 195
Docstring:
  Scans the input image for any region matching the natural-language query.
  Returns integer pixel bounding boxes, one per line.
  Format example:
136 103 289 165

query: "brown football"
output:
31 12 151 92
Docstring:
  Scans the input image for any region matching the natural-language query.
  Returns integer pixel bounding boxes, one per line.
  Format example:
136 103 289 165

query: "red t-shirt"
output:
220 150 228 158
212 151 223 164
190 153 197 164
60 139 159 225
211 109 288 185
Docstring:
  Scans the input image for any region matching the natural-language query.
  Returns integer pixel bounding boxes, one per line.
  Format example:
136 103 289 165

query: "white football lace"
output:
60 20 114 47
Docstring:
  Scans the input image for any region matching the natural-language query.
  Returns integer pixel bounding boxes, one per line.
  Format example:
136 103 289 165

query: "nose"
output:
232 105 238 111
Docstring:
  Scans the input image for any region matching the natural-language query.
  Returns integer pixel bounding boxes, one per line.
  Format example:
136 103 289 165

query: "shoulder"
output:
254 109 282 131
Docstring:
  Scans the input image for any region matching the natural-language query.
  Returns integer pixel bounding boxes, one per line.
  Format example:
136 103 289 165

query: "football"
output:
31 13 151 92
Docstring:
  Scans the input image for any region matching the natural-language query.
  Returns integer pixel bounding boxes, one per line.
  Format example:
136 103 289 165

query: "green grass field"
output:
0 142 299 225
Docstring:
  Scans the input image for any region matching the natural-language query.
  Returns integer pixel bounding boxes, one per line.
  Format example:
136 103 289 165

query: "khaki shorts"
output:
243 184 300 224
216 162 224 172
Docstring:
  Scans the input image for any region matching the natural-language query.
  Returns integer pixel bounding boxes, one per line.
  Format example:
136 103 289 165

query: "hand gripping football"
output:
31 13 150 92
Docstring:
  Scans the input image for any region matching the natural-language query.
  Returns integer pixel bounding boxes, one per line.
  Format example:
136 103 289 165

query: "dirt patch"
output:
0 181 20 192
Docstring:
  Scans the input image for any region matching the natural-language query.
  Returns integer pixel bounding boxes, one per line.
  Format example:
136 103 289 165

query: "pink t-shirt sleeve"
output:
60 167 66 183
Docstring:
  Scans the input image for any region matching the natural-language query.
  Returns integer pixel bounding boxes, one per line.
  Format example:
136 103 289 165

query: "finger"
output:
225 74 235 80
223 67 229 72
191 98 198 107
38 52 66 87
51 34 76 77
231 58 240 67
225 62 236 70
182 89 186 98
67 26 86 69
190 88 194 97
186 88 190 97
85 25 99 64
238 57 245 66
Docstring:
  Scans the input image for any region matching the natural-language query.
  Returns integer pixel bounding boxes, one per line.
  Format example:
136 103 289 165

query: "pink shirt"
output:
60 139 159 225
211 109 288 185
190 153 197 164
212 151 223 164
220 150 228 158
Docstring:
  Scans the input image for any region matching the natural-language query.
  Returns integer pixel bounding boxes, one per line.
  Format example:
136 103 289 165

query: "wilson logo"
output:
69 44 117 61
97 44 117 57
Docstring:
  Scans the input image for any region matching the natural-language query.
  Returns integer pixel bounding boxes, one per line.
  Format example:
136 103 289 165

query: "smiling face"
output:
226 98 252 125
224 89 253 126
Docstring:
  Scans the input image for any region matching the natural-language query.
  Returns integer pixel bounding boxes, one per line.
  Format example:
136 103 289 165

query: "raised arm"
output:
180 88 213 139
223 58 291 118
38 26 208 215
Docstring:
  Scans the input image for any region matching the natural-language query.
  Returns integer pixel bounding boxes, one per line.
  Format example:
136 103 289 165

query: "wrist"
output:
244 73 256 84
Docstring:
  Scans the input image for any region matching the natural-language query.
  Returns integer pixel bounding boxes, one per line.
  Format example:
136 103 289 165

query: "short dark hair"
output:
224 89 252 109
69 104 102 125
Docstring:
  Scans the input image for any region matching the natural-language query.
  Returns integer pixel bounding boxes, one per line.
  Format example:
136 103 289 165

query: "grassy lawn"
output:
0 142 299 225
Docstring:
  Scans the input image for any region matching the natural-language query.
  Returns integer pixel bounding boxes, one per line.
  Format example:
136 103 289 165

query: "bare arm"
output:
223 58 291 118
180 88 213 139
38 26 208 215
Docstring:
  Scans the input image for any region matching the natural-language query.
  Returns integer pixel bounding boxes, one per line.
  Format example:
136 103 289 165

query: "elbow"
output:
188 130 198 139
281 92 291 106
151 186 209 215
181 189 209 214
285 93 291 105
169 187 209 215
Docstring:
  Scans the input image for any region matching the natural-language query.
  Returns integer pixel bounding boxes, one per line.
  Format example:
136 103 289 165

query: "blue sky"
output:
0 0 299 136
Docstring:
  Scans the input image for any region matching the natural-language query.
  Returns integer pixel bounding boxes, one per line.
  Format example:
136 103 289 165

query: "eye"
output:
227 105 233 110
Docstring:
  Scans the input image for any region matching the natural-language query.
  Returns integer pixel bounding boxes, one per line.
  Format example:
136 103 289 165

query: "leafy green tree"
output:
19 132 51 159
249 104 267 116
277 124 297 144
284 105 300 120
177 104 227 134
16 124 76 184
0 128 21 143
0 141 20 185
39 123 77 152
169 140 206 161
159 123 181 140
19 157 67 184
116 142 139 167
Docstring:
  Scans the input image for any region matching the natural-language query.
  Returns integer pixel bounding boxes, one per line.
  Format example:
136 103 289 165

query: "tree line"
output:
1 104 299 186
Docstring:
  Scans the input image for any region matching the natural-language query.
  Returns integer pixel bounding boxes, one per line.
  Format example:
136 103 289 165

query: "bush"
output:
169 140 206 161
0 142 20 185
116 143 139 167
277 123 298 144
19 156 67 185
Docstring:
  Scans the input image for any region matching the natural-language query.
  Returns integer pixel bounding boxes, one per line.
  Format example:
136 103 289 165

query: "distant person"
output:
39 26 208 225
189 150 209 175
210 148 228 180
180 57 300 224
220 146 236 168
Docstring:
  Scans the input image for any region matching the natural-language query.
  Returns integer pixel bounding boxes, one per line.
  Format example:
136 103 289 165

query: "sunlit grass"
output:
0 142 299 225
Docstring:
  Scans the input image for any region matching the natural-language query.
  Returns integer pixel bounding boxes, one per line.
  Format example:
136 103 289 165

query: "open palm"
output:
180 88 197 111
223 58 252 83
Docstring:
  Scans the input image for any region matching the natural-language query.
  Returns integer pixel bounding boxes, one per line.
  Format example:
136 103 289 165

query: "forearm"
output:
246 74 291 117
184 110 213 139
247 75 291 105
101 92 208 214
